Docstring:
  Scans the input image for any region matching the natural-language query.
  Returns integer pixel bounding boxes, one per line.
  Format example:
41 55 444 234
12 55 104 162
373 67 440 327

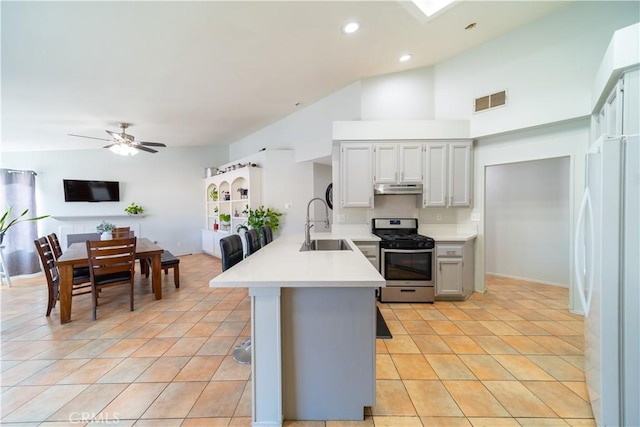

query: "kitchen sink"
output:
300 239 352 252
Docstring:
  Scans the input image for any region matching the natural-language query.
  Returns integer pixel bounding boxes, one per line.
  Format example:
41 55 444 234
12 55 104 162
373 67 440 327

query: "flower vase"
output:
101 232 113 240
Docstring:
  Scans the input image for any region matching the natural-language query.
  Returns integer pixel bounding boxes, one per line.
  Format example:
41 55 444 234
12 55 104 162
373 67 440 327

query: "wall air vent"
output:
474 90 507 113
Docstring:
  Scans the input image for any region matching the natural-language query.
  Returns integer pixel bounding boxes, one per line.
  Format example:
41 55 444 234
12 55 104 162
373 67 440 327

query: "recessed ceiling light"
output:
399 54 413 62
342 22 360 34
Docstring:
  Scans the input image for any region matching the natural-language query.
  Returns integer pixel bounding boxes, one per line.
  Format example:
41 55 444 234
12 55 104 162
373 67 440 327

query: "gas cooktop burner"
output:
372 218 435 249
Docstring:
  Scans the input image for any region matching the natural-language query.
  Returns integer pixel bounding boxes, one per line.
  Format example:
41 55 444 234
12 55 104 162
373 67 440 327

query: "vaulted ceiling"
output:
1 1 571 153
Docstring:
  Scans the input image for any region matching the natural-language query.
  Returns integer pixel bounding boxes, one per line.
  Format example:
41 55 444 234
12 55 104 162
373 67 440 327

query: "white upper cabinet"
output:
374 143 423 184
423 141 473 208
341 143 374 208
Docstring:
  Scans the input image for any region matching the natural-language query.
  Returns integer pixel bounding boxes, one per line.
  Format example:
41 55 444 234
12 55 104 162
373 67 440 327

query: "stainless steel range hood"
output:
374 183 423 195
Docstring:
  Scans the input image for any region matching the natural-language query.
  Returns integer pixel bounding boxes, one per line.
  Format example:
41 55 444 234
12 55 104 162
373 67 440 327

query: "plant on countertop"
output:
124 202 144 215
0 207 50 244
96 221 116 234
246 205 283 234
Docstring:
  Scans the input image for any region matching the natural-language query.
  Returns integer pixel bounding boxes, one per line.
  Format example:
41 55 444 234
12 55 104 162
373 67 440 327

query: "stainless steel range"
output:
372 218 435 303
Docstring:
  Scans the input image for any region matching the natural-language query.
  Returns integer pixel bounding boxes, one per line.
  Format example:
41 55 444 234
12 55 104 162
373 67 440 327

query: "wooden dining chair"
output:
47 233 63 260
33 236 92 316
86 237 137 321
112 227 131 239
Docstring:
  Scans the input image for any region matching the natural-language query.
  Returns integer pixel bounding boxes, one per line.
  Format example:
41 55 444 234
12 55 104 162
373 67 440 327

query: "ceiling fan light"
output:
110 143 138 156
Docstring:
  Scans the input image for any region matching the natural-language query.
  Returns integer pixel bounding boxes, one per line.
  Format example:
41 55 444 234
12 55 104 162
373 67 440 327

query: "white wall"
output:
433 1 638 137
228 82 362 163
1 145 228 256
361 67 435 120
312 163 332 232
485 157 570 286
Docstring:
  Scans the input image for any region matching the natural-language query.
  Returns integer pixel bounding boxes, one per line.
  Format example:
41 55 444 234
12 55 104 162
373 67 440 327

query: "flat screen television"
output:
63 179 120 202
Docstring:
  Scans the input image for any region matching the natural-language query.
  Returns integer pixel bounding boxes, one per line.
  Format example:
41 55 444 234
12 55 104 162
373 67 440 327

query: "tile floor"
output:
1 254 594 426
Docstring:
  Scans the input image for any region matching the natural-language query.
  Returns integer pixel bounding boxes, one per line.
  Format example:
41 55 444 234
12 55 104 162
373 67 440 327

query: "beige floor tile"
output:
2 384 88 422
211 355 251 381
326 417 373 426
478 321 522 336
527 355 585 381
370 379 416 416
174 355 224 382
427 321 465 335
467 417 520 427
19 359 89 385
100 338 150 358
163 337 207 357
141 381 207 418
532 321 581 336
459 309 499 321
188 381 245 417
134 419 183 426
492 355 555 381
516 418 570 426
457 355 514 380
234 381 252 417
370 416 422 426
386 320 409 335
135 357 190 382
443 381 509 417
64 339 121 359
1 359 56 386
181 418 231 426
391 354 437 380
561 381 590 401
438 309 473 321
48 383 128 421
412 335 453 354
212 321 246 337
376 354 400 379
57 358 123 384
564 419 597 427
424 355 476 380
384 335 421 354
0 385 48 416
508 321 553 336
155 323 194 338
420 416 471 426
125 323 169 339
441 336 486 354
98 357 157 383
500 336 552 355
451 321 493 336
523 382 594 418
376 339 389 354
417 309 448 321
130 337 178 357
529 336 582 356
184 322 220 337
403 380 462 417
471 336 518 355
400 320 436 335
97 382 168 420
483 380 557 417
282 422 325 427
196 336 236 356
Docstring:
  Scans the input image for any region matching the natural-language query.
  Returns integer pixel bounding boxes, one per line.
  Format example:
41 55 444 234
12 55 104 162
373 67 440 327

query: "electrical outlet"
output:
436 214 442 222
471 212 481 222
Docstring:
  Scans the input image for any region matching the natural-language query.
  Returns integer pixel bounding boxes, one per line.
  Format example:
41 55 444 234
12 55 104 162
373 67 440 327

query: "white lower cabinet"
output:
435 239 475 300
352 241 379 271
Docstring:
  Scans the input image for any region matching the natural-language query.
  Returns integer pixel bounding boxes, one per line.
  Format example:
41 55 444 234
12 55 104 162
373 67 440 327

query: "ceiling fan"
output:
68 123 167 155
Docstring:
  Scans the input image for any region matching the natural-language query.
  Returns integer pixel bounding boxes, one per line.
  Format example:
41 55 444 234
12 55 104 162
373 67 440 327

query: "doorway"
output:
485 156 570 287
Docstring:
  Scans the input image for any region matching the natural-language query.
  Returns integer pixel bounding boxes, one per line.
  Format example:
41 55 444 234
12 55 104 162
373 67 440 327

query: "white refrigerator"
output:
575 69 639 426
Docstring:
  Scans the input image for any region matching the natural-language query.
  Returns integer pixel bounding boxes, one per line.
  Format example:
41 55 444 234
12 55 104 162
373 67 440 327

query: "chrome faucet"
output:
305 197 330 247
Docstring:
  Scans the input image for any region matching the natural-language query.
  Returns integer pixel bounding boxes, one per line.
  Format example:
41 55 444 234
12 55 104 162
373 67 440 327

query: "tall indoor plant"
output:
0 207 50 244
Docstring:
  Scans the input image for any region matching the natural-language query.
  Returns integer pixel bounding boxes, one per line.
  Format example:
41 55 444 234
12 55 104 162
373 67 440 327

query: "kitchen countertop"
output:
420 224 478 242
209 233 385 288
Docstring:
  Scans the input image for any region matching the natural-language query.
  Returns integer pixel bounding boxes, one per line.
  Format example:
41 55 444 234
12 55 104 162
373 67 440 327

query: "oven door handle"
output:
381 248 433 254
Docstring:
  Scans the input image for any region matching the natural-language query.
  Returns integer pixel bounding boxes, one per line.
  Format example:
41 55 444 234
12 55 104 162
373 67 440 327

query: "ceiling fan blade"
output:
68 134 112 142
138 141 167 147
133 145 158 154
106 130 125 142
103 143 117 149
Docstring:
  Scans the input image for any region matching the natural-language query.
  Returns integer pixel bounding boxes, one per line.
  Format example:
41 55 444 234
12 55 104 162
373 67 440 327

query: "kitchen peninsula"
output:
210 234 385 426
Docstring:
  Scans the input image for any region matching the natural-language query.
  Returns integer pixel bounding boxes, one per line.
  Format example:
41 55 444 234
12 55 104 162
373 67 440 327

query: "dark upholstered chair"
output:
34 236 92 316
141 250 180 288
261 225 273 246
245 229 261 256
219 234 244 271
86 237 137 321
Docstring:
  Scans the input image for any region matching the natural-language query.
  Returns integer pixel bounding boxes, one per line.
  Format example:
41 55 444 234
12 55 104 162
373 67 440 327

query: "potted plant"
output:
96 221 116 240
0 207 50 245
124 202 144 215
210 188 218 201
246 205 283 238
219 213 231 231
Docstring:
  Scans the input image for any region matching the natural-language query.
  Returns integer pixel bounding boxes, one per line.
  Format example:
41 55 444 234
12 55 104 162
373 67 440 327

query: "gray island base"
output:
210 234 384 426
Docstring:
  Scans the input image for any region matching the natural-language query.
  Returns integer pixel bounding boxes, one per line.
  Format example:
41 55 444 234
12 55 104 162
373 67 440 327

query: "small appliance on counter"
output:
372 218 435 303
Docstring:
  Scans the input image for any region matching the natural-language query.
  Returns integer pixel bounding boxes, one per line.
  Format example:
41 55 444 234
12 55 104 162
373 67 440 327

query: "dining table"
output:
55 237 164 324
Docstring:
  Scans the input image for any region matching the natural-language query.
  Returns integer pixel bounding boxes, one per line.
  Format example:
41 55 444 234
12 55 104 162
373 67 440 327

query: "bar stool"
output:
261 225 273 246
245 229 261 256
0 245 11 287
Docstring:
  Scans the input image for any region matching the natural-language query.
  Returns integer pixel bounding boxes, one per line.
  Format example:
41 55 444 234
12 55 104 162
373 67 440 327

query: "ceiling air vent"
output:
474 90 507 113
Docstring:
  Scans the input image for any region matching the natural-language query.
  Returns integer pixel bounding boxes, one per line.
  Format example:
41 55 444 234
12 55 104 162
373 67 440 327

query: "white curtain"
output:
1 169 42 276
